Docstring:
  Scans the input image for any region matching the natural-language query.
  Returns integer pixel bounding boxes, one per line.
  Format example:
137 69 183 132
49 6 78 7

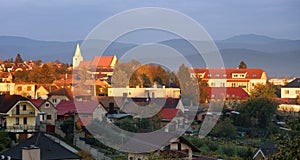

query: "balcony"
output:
6 125 37 132
12 111 36 117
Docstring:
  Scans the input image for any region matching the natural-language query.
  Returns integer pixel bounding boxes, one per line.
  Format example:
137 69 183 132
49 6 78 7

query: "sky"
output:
0 0 299 42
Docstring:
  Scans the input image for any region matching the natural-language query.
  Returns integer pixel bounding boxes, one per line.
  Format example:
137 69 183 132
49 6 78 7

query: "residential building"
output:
0 95 41 140
108 86 180 98
47 88 73 107
30 99 57 126
268 78 294 86
252 142 276 160
126 135 202 160
281 78 300 98
14 82 36 98
35 84 60 99
0 82 15 95
191 68 267 93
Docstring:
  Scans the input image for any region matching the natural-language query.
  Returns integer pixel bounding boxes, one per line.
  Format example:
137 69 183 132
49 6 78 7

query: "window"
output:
45 102 50 108
16 118 19 125
46 115 52 120
27 86 32 91
23 117 27 125
223 74 227 77
129 157 133 160
296 90 300 95
16 105 20 115
17 86 22 92
23 105 26 111
216 74 220 77
208 73 212 77
284 90 289 94
253 74 257 77
52 99 57 104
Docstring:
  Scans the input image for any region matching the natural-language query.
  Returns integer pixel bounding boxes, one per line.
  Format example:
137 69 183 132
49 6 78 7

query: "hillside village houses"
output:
1 44 299 160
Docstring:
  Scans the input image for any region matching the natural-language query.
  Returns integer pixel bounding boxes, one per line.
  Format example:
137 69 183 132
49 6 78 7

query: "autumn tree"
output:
238 61 247 69
15 53 23 65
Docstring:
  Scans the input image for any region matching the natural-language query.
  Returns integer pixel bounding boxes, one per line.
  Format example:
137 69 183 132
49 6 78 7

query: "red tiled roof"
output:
56 100 99 115
77 60 91 69
91 56 114 67
159 108 179 120
207 87 249 100
227 79 250 82
30 99 46 108
192 68 265 79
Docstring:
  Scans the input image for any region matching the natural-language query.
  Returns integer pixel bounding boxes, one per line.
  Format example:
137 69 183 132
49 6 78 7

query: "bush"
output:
222 145 235 157
236 147 248 158
191 138 205 148
207 141 219 152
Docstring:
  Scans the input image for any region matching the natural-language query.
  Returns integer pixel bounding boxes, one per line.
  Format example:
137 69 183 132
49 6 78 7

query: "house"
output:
108 86 181 98
0 82 15 95
35 84 60 99
56 100 107 127
126 135 201 160
14 82 36 98
0 95 42 140
30 99 57 126
281 78 300 99
252 142 276 160
207 87 249 100
0 71 13 83
1 133 81 160
47 88 73 107
191 68 267 94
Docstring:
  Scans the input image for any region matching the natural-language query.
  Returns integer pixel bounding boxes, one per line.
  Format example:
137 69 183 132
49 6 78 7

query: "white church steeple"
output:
73 44 83 69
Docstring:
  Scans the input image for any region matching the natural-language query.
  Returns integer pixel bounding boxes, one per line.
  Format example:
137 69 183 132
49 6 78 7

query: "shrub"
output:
222 145 235 157
207 141 219 152
236 147 248 158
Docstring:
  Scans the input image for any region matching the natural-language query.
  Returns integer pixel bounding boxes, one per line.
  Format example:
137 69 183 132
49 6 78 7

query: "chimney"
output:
22 146 40 160
108 102 114 114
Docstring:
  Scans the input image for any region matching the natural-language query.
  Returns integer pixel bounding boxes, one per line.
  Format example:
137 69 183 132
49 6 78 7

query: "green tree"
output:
273 114 300 159
60 118 75 143
211 117 237 139
0 131 12 152
238 61 247 69
236 83 278 128
114 117 137 132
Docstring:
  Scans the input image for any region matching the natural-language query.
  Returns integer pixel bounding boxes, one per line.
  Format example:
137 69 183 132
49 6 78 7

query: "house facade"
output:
14 82 36 98
0 95 41 139
281 78 300 98
191 68 267 94
108 87 181 98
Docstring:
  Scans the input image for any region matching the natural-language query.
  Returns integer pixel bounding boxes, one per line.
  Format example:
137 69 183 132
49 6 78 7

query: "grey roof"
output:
1 133 81 160
283 78 300 88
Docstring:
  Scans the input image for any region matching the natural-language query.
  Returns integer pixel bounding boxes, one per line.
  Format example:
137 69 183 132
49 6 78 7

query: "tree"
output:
177 64 199 106
211 117 237 139
238 61 247 69
0 131 12 152
111 69 128 87
273 113 300 159
15 53 23 65
237 83 278 128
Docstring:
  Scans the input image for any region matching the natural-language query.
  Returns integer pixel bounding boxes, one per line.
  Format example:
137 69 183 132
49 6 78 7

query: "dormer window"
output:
216 74 220 77
253 74 257 77
223 74 227 77
208 73 212 77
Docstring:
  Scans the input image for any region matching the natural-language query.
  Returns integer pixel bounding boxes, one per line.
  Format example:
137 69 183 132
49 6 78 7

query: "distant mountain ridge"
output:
0 34 299 77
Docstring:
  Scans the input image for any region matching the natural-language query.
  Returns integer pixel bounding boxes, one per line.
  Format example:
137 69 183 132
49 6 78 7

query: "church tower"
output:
72 44 83 69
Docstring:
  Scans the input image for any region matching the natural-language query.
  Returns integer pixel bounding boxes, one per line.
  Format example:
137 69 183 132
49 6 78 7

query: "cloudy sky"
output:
0 0 299 41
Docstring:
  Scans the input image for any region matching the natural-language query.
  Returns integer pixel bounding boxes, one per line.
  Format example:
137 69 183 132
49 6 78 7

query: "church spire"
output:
73 43 83 69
